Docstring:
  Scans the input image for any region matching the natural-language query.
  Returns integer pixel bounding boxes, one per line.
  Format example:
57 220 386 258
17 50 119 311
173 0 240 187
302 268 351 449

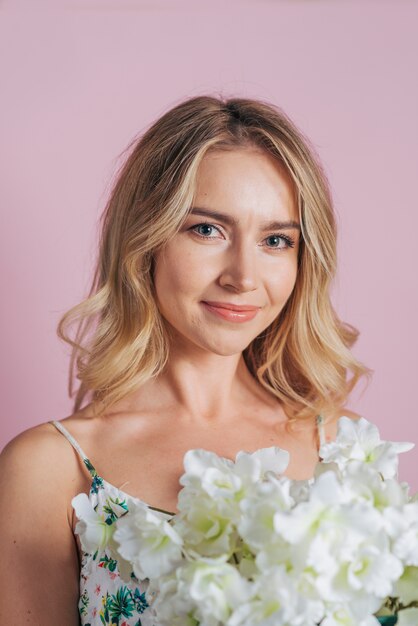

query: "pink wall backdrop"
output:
1 0 417 488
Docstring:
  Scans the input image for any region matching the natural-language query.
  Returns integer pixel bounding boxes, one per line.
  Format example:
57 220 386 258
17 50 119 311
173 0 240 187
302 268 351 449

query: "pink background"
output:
1 0 417 489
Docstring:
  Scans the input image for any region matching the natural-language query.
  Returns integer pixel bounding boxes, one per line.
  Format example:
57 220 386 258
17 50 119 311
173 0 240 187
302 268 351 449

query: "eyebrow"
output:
189 207 301 231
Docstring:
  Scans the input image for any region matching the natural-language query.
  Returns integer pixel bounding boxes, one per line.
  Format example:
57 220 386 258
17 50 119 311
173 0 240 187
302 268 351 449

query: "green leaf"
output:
108 586 135 621
99 553 119 572
79 589 89 616
83 458 96 475
133 587 149 613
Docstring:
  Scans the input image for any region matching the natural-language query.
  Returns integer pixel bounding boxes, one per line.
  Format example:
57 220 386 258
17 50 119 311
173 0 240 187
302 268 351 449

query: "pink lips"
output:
201 301 261 323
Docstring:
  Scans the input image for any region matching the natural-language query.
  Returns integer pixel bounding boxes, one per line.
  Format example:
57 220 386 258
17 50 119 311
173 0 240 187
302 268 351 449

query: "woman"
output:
0 95 369 624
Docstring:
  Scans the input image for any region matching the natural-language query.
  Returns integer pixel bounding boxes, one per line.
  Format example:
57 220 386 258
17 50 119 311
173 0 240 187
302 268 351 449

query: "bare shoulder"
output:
321 407 362 442
2 421 61 470
3 420 63 464
0 418 88 507
0 422 84 623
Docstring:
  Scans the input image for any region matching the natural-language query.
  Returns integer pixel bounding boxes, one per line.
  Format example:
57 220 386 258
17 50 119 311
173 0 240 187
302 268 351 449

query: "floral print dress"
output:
50 420 174 626
50 416 327 626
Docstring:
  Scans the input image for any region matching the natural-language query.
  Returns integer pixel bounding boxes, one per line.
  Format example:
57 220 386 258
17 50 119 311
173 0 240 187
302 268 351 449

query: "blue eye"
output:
191 223 221 238
190 223 296 250
265 234 295 249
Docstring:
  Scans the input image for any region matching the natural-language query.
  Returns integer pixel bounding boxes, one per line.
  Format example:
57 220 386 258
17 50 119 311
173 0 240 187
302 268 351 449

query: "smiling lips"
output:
201 300 261 323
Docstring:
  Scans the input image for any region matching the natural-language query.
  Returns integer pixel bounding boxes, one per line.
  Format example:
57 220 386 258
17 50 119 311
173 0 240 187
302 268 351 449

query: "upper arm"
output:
0 425 81 625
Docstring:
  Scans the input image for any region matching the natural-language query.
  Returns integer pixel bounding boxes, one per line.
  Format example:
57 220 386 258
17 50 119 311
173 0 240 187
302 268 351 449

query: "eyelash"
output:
189 222 296 250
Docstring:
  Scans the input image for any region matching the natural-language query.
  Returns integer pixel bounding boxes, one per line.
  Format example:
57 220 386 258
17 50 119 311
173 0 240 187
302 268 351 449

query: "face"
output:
153 148 301 357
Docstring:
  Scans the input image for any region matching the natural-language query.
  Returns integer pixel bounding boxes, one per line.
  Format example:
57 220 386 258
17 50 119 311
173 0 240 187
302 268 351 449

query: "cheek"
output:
153 245 208 308
266 258 298 304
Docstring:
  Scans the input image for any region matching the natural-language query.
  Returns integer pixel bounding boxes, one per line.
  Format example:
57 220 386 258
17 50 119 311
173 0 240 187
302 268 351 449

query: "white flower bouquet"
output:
74 418 418 626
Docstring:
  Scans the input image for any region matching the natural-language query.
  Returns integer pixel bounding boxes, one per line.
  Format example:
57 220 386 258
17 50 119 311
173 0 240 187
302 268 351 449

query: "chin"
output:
197 335 255 357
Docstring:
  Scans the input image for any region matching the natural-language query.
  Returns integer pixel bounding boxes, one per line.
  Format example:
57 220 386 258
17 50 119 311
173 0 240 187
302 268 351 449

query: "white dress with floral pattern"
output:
50 420 174 626
50 415 327 625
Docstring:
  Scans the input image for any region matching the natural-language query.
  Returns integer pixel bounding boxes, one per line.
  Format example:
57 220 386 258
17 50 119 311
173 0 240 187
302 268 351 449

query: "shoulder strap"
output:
316 414 327 448
49 420 98 479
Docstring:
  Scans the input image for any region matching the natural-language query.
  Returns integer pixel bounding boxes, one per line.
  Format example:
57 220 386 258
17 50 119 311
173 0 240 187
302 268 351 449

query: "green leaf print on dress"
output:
91 474 105 494
103 496 129 525
99 592 111 625
109 586 135 623
96 586 134 625
79 588 89 617
83 458 105 494
132 588 149 614
98 553 118 572
98 586 149 625
84 458 98 476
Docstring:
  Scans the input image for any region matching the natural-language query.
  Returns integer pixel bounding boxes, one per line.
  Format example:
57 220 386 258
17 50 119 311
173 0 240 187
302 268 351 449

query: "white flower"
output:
180 449 235 490
358 617 381 626
390 502 418 566
255 539 294 575
179 447 289 518
313 529 402 618
273 470 350 545
71 493 115 553
84 415 417 626
175 494 238 558
227 566 323 626
234 446 289 482
179 450 245 523
189 558 250 623
271 465 401 614
394 565 418 604
113 500 183 580
148 573 197 626
150 558 250 626
175 447 288 559
345 538 403 597
289 476 313 503
321 604 380 626
319 417 414 479
343 462 408 510
397 607 418 625
238 476 293 551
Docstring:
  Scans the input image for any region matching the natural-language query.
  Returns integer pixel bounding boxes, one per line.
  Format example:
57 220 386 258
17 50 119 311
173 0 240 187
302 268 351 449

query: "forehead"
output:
193 148 299 222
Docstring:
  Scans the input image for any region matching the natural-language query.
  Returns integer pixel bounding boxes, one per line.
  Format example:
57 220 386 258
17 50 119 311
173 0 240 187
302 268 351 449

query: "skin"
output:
149 147 301 419
0 147 359 623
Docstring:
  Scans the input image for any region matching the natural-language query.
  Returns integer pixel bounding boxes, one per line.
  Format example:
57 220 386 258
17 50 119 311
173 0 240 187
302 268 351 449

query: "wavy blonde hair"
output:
58 95 370 422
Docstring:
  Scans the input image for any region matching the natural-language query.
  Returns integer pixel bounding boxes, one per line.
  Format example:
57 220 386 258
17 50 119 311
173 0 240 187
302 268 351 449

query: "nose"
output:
218 239 259 293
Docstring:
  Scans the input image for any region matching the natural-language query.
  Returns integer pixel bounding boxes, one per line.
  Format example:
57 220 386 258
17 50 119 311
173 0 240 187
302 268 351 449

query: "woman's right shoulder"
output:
0 417 89 510
2 419 71 467
3 419 63 455
0 419 87 623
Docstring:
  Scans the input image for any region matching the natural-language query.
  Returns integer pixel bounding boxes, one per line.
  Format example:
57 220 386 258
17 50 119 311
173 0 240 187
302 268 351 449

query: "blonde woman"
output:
0 96 369 625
